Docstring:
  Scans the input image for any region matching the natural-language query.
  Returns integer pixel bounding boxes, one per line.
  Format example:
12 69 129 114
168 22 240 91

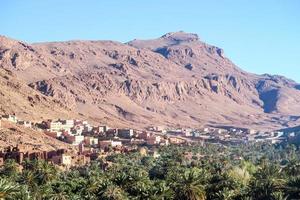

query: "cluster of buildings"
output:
1 114 294 169
43 119 187 148
0 115 188 168
0 115 33 128
0 144 91 169
161 126 286 145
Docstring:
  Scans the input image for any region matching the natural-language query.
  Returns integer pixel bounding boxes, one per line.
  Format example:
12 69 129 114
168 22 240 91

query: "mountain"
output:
0 120 75 151
1 32 300 130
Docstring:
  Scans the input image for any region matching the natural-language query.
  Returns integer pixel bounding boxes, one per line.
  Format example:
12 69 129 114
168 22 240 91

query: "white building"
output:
84 137 99 146
52 154 72 166
99 140 122 149
17 121 32 128
65 135 84 145
2 115 18 123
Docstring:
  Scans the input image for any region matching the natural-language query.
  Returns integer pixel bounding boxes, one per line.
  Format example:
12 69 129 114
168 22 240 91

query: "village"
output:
0 114 295 169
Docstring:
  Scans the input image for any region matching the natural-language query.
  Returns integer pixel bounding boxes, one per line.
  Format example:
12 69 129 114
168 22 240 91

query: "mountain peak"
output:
127 31 200 49
160 31 199 42
0 35 18 47
1 33 300 130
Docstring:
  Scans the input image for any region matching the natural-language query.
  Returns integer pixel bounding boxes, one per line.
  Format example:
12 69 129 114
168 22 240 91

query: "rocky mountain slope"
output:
0 120 75 151
1 32 300 130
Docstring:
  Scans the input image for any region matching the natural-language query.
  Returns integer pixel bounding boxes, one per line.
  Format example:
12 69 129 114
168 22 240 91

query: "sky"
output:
1 0 300 81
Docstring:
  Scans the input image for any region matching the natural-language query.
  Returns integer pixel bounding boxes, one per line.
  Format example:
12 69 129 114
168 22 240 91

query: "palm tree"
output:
0 178 20 200
206 171 243 200
271 192 287 200
112 171 128 186
215 187 235 200
284 176 300 199
248 164 285 200
0 159 19 180
172 168 206 200
228 166 251 187
46 191 69 200
122 168 154 198
68 194 82 200
240 160 257 175
83 178 103 199
98 184 128 200
151 180 174 200
31 184 52 200
19 170 38 189
283 159 300 176
12 185 31 200
36 161 57 184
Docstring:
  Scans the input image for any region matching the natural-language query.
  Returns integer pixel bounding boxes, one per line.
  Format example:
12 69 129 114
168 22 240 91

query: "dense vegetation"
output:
1 142 300 200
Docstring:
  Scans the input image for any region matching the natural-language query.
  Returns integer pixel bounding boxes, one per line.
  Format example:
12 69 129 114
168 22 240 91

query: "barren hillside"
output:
0 120 75 151
1 32 300 130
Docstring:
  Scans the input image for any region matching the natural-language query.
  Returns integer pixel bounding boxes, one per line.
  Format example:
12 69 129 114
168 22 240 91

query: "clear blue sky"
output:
1 0 300 81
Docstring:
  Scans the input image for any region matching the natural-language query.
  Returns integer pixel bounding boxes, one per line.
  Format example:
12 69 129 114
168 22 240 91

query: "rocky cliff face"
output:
1 32 300 130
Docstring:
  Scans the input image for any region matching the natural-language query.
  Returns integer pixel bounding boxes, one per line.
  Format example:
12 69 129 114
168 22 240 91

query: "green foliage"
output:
0 178 22 200
0 143 300 199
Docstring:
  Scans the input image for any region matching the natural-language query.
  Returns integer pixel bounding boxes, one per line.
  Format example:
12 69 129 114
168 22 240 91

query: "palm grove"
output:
1 142 300 200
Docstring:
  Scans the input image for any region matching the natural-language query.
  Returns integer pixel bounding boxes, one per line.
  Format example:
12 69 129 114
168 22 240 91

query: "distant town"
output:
0 114 297 170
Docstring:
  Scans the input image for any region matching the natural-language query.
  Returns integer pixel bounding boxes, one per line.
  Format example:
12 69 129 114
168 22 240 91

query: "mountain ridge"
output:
1 31 300 130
